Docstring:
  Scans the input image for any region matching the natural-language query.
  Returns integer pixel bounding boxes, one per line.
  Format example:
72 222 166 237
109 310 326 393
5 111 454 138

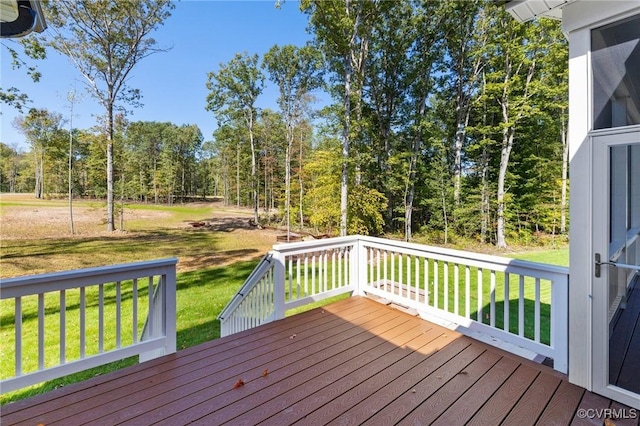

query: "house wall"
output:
562 0 640 390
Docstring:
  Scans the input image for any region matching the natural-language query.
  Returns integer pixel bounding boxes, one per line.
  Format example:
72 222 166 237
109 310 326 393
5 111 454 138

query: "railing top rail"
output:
272 235 359 254
218 253 274 321
271 235 568 277
0 258 178 299
357 235 569 277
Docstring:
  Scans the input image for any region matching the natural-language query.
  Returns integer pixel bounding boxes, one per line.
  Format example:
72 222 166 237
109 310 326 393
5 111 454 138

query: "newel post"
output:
351 237 367 296
551 272 569 374
272 250 286 320
164 264 177 356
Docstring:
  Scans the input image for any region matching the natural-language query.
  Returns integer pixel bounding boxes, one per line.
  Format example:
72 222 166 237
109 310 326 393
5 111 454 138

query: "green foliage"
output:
13 108 68 198
303 143 341 233
206 52 264 126
0 37 47 112
347 184 387 236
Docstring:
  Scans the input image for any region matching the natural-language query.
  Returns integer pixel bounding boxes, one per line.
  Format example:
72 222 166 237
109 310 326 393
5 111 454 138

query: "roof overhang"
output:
503 0 578 22
0 0 46 38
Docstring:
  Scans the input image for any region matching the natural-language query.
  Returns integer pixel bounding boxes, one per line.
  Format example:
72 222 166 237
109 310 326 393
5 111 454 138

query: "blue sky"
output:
1 0 320 150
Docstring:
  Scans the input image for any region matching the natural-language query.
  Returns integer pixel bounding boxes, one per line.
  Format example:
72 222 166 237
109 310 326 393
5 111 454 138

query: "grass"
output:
509 248 569 266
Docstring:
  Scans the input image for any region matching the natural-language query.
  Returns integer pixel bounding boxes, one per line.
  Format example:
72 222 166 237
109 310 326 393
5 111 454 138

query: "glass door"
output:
592 131 640 408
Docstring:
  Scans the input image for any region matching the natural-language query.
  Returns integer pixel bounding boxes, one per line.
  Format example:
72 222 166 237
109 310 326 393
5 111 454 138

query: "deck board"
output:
2 296 638 426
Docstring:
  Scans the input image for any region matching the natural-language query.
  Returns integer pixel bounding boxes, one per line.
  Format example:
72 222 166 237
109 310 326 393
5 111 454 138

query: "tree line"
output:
0 0 568 248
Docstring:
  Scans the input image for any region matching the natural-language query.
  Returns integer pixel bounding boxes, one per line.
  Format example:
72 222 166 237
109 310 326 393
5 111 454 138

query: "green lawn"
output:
510 248 569 266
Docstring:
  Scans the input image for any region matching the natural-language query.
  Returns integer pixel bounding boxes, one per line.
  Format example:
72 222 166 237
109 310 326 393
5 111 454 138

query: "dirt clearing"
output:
0 194 282 277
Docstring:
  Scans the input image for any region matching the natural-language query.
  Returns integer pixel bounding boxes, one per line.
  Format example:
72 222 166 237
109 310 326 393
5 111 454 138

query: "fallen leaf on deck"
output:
262 369 269 377
233 379 245 389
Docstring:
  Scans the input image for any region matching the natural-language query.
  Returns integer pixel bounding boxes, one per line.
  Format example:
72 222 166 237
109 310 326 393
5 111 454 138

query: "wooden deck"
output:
2 296 638 425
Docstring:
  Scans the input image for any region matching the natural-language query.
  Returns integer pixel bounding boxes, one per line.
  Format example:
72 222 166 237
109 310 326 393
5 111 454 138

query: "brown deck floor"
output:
611 276 640 394
2 296 638 426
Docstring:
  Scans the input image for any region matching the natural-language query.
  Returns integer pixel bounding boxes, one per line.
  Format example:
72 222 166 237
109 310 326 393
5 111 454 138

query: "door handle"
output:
595 253 640 277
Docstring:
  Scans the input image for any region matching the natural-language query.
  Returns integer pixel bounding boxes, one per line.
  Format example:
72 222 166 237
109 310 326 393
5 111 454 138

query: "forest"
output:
0 0 568 248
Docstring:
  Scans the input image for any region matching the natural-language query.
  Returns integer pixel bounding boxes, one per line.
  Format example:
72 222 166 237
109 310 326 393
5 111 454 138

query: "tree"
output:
400 1 448 241
124 121 170 203
43 0 174 231
263 44 323 240
255 109 287 217
66 89 84 235
0 143 25 193
14 108 66 199
475 8 543 248
440 0 484 209
301 0 378 236
206 52 264 224
361 0 414 236
212 120 251 207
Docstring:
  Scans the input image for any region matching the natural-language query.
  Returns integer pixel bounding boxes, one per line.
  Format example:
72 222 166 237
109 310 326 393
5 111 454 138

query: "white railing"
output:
219 237 358 336
218 236 569 373
358 236 569 373
218 254 276 336
0 258 178 393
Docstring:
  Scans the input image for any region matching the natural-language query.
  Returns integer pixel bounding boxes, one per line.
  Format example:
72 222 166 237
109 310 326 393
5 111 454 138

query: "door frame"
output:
591 125 640 409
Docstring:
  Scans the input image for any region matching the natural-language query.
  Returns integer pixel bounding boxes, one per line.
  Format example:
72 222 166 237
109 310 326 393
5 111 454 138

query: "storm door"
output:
591 14 640 409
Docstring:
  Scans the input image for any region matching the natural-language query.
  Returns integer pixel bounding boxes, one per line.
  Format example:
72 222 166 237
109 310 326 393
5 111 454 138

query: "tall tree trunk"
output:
34 151 43 199
285 133 292 240
181 158 186 202
236 144 240 208
248 112 258 224
560 111 569 234
441 173 448 245
405 98 426 242
298 129 305 230
68 119 74 236
9 148 17 193
480 147 490 244
106 104 115 232
496 126 514 249
264 156 268 213
453 63 466 207
495 51 536 249
340 50 351 237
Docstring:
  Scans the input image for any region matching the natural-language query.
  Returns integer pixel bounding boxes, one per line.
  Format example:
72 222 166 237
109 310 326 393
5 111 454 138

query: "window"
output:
592 14 640 129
